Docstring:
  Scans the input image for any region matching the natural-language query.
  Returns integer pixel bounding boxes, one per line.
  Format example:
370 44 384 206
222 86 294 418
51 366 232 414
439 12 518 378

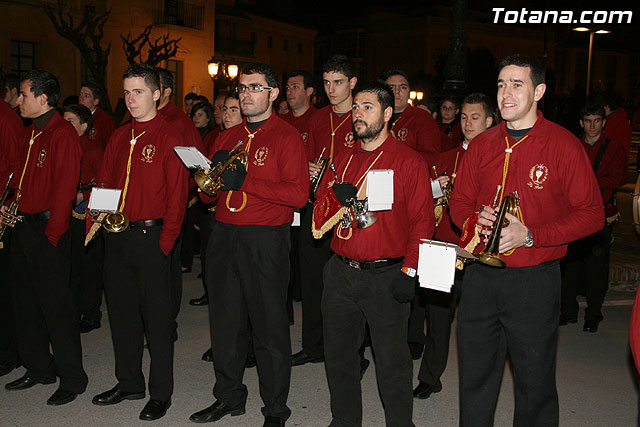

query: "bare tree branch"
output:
120 24 181 67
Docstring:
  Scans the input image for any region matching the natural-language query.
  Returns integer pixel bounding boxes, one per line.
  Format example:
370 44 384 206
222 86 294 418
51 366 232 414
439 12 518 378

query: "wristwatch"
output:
524 228 534 248
401 266 417 278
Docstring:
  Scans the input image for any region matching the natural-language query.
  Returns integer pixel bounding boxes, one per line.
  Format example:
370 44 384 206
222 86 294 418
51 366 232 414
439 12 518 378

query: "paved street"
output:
1 265 638 426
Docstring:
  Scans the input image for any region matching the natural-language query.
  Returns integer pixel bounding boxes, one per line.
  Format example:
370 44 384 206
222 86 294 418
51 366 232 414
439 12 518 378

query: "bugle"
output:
477 190 520 268
432 167 453 225
0 174 22 249
195 148 249 197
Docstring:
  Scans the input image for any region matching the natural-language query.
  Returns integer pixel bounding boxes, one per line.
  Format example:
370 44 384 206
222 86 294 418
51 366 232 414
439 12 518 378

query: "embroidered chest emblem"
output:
395 127 408 142
36 149 47 168
527 164 548 189
344 131 355 148
301 132 308 144
141 144 156 163
88 127 97 140
253 146 269 166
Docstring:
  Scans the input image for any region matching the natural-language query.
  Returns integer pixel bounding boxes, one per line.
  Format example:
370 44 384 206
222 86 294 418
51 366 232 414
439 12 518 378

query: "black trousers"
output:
194 203 214 295
323 255 414 427
0 228 18 367
298 205 332 358
103 225 174 400
458 261 560 427
207 222 291 420
416 278 459 389
69 217 104 323
560 223 610 324
10 218 87 393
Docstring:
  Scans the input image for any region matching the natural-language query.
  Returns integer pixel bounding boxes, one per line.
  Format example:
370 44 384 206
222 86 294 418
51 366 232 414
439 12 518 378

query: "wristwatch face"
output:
524 230 534 248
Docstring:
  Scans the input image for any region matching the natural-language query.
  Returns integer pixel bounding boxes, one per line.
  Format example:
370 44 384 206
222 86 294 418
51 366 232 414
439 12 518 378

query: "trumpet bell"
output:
194 170 221 197
355 211 377 229
103 211 129 233
476 252 506 268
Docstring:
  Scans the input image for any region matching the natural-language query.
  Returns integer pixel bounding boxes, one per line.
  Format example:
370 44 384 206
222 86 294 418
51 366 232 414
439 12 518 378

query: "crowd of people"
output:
0 51 633 426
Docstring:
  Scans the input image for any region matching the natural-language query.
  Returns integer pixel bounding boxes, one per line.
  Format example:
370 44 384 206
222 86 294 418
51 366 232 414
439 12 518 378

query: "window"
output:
166 59 183 108
283 39 289 51
267 36 273 48
11 40 35 80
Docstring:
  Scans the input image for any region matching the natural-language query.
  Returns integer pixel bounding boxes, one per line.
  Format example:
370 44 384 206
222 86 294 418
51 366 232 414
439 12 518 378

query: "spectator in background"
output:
184 92 198 115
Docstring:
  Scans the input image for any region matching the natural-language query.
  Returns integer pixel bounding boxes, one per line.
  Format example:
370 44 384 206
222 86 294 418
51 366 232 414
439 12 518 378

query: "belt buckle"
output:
347 258 361 270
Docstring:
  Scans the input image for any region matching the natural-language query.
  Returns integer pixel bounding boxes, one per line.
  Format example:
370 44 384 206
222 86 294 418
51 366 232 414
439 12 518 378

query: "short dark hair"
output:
194 95 209 105
241 63 278 89
462 93 494 119
63 104 93 134
287 70 314 90
322 55 356 80
5 73 19 91
354 80 394 121
417 98 439 114
123 63 160 93
23 69 61 107
190 101 215 131
498 54 545 87
441 97 459 108
80 80 104 101
156 67 175 93
184 92 198 102
579 103 606 120
225 91 239 102
380 69 409 83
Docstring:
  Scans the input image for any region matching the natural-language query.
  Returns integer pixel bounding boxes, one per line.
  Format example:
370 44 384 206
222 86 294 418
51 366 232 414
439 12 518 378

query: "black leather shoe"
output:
47 388 78 406
408 342 424 360
5 374 55 391
189 400 246 423
559 315 577 326
92 385 145 405
291 350 324 366
264 415 286 426
360 358 370 380
201 348 213 362
182 267 192 274
0 361 20 377
413 381 442 399
80 318 101 333
583 322 599 333
139 399 171 421
189 295 209 306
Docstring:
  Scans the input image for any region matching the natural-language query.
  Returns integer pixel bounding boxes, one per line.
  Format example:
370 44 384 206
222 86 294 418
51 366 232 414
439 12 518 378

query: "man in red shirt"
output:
63 104 105 335
90 64 187 421
438 97 463 151
560 104 626 333
412 93 494 400
449 55 603 426
317 80 434 426
281 70 317 145
602 93 632 183
382 69 441 169
0 71 24 379
189 63 308 427
2 69 86 406
78 81 116 151
293 55 358 368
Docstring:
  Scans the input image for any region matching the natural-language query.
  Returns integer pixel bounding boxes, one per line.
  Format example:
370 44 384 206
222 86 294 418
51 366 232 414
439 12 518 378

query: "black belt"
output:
129 218 163 228
17 210 50 224
340 255 403 270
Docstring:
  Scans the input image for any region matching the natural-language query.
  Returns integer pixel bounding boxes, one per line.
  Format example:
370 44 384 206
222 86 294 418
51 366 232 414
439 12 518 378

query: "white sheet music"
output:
417 240 457 293
88 188 122 212
174 146 211 170
366 169 394 211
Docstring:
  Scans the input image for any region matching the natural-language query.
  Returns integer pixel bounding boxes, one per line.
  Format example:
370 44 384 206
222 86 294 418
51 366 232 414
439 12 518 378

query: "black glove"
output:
220 159 247 191
210 150 230 167
332 182 358 206
392 269 416 303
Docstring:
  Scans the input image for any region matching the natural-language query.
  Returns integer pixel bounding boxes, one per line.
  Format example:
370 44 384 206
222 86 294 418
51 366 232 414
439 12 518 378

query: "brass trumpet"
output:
329 164 377 230
0 174 22 249
195 148 249 197
309 147 329 202
477 190 520 268
433 167 453 226
88 209 130 233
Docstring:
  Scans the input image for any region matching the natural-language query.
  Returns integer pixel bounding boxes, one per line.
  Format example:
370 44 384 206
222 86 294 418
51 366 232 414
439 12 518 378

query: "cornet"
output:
330 164 377 230
432 167 453 226
0 174 22 248
309 147 329 202
477 190 520 268
195 148 249 197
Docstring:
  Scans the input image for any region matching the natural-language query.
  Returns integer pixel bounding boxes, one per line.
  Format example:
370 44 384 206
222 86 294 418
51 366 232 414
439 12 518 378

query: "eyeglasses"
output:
236 84 274 94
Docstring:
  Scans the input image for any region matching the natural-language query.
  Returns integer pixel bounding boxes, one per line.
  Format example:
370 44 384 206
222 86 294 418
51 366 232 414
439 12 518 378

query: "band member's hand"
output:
477 205 498 238
332 182 358 206
0 205 6 215
76 191 84 205
392 269 416 303
498 212 528 253
436 175 450 188
220 159 247 191
309 161 322 177
210 150 230 167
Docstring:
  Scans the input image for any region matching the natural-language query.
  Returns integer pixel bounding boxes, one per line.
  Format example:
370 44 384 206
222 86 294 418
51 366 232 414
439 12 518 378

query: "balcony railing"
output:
154 0 204 30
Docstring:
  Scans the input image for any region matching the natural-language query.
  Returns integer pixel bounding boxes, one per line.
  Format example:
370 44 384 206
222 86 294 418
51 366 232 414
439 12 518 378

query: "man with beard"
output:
317 80 434 426
189 63 308 427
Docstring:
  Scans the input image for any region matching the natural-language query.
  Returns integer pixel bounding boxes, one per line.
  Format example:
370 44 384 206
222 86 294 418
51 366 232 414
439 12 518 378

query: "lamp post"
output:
207 56 239 94
572 27 611 97
408 91 424 106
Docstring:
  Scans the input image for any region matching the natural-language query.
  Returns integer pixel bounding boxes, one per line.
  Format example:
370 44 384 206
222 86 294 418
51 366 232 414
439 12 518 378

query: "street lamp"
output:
572 27 611 96
207 56 239 93
408 91 424 105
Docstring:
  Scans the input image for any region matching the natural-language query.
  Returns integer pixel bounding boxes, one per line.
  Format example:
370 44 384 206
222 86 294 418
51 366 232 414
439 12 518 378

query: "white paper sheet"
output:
366 169 394 211
174 146 211 170
417 240 457 292
291 211 301 227
431 180 444 198
88 188 122 212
